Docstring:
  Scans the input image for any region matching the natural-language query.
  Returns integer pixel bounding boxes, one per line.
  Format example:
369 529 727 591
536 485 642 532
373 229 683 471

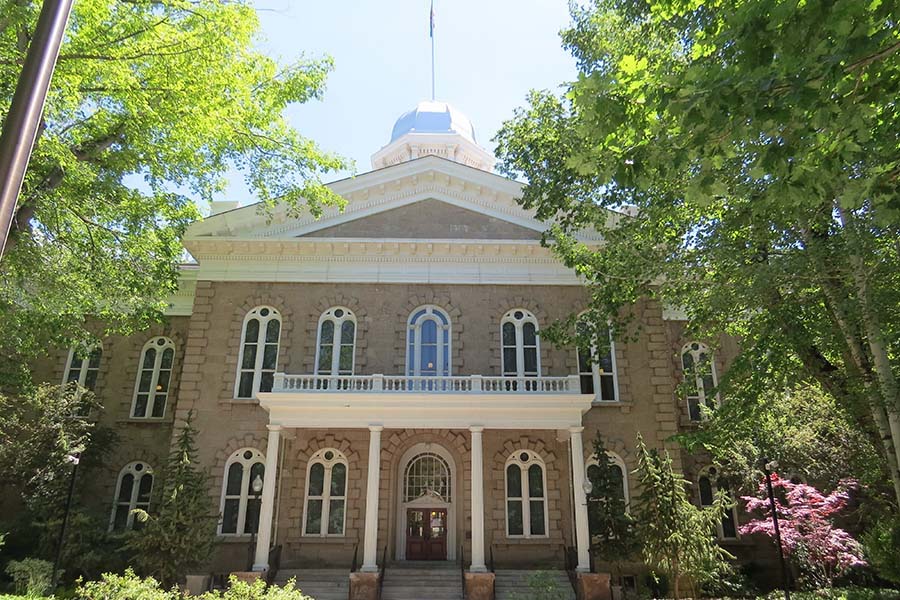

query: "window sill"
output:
117 417 172 425
218 535 257 543
498 537 557 544
298 536 353 545
222 397 261 405
590 400 630 407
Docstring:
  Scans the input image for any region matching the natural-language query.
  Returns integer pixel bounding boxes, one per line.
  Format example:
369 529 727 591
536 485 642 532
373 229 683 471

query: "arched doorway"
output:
395 443 456 561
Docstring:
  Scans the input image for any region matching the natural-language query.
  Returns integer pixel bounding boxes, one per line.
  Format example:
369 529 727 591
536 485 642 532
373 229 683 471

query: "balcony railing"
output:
272 373 583 394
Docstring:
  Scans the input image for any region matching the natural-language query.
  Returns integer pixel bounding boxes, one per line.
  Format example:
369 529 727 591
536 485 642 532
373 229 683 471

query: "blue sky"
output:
224 0 577 205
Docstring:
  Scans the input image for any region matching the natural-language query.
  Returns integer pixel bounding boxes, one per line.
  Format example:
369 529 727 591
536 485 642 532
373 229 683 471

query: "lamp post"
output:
51 452 80 590
247 473 264 571
760 459 790 600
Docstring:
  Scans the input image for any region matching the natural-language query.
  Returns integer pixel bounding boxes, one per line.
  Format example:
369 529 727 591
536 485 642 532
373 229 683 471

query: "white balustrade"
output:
274 373 582 395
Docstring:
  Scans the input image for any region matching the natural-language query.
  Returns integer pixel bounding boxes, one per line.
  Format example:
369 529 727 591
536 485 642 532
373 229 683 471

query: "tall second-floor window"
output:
406 306 451 377
64 347 102 416
682 342 717 421
501 309 540 379
132 337 175 418
576 316 618 402
315 307 356 376
235 306 281 398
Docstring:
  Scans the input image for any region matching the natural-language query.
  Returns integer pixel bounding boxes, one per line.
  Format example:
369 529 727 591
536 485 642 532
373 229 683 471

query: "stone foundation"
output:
349 571 380 600
465 571 495 600
576 572 611 600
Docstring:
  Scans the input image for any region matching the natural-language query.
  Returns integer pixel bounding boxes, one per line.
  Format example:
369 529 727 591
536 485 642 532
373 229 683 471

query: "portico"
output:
253 372 595 575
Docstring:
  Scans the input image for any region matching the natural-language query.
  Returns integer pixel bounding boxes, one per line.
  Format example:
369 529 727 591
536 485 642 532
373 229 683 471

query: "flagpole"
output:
430 0 435 100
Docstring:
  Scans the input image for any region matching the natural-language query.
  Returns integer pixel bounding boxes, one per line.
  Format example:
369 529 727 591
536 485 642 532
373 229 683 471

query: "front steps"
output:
273 568 349 600
494 569 576 600
381 561 463 600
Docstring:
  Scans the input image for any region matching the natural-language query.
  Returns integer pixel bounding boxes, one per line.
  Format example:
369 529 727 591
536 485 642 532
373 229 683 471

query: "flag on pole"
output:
429 0 435 38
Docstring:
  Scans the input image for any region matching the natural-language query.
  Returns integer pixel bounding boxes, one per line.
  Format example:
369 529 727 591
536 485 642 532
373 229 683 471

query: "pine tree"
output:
586 434 639 581
631 435 732 599
128 411 217 587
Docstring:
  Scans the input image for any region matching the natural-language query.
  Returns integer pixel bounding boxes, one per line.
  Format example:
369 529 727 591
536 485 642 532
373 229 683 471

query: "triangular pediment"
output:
299 198 541 240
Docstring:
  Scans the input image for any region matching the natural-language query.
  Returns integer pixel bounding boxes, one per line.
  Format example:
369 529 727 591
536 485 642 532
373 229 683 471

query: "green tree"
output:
0 0 349 382
0 383 114 513
495 0 900 506
128 411 217 586
586 434 639 580
631 435 732 600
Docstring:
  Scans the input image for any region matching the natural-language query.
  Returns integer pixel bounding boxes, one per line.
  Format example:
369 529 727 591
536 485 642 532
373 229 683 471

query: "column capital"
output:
368 425 384 432
266 424 283 433
569 426 585 434
469 426 484 433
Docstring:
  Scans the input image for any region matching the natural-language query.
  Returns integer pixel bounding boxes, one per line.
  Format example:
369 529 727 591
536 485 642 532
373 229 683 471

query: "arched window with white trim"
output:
235 306 281 399
406 306 451 377
304 448 348 537
576 316 618 402
586 451 630 541
698 466 739 540
682 342 717 421
132 337 176 418
505 450 548 538
110 461 153 531
314 307 356 376
219 448 265 535
63 346 102 416
501 309 540 381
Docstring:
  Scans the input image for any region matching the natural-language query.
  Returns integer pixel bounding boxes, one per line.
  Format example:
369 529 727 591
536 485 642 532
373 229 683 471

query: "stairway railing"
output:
460 544 466 599
377 546 387 600
489 545 496 600
266 544 283 585
348 542 359 600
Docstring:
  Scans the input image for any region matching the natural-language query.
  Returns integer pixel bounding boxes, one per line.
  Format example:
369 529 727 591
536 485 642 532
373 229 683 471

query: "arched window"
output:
406 306 451 377
586 453 629 508
314 307 356 376
235 306 281 399
505 450 547 538
63 346 102 417
501 309 540 380
576 316 618 402
698 466 739 540
110 461 153 531
682 342 717 421
404 452 452 502
219 448 265 535
131 337 176 418
304 449 348 537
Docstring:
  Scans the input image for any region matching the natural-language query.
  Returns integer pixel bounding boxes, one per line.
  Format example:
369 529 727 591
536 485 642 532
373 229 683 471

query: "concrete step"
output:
273 568 349 600
381 563 463 600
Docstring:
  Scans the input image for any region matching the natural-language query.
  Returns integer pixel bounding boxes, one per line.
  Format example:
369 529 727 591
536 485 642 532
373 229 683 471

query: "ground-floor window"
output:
219 448 265 535
304 448 348 536
698 466 738 539
110 461 153 531
505 450 548 538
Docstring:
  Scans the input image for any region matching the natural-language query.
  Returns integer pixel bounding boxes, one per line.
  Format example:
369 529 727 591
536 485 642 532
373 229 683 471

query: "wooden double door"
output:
405 508 447 560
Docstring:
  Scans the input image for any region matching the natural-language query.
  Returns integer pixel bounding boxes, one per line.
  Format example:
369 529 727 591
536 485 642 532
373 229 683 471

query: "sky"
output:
222 0 579 205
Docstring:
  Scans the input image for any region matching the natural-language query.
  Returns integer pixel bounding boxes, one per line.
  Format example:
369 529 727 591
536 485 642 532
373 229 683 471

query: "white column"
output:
361 425 383 571
253 425 281 571
469 426 487 572
569 426 591 572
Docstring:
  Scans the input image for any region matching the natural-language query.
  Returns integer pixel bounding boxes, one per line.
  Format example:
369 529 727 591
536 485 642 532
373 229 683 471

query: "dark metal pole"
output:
52 452 80 590
764 462 790 600
0 0 75 258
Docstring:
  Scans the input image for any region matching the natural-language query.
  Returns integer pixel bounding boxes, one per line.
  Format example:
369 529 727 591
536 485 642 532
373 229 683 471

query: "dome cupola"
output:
372 100 494 172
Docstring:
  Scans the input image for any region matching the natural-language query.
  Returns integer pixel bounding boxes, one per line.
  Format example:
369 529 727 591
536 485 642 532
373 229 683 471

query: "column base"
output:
464 571 495 600
469 565 488 573
251 563 269 572
349 571 381 600
576 572 611 600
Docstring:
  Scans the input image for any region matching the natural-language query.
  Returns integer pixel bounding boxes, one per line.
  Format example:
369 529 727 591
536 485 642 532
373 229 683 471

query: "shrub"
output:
5 558 54 597
75 569 175 600
741 475 865 589
862 516 900 585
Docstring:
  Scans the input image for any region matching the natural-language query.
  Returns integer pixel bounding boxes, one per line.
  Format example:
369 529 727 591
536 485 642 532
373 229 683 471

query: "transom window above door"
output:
406 305 451 377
